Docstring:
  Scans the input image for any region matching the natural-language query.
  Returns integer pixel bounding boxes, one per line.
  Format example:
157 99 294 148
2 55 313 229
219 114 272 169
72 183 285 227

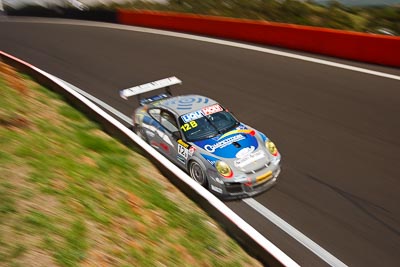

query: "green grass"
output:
0 183 17 216
24 210 55 230
0 64 260 266
52 219 88 267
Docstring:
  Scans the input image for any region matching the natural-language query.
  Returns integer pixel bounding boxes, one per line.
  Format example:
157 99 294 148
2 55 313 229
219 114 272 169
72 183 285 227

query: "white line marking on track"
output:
48 74 132 124
243 198 347 267
3 17 400 81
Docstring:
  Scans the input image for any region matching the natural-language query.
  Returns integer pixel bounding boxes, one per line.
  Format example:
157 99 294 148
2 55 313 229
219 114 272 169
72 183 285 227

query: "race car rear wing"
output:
120 76 182 104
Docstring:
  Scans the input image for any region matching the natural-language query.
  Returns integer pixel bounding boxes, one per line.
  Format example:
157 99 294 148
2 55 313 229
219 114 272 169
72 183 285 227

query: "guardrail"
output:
1 50 299 267
117 9 400 68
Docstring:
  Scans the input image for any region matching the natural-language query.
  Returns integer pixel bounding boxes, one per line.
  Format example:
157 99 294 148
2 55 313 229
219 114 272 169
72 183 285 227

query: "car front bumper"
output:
209 164 281 200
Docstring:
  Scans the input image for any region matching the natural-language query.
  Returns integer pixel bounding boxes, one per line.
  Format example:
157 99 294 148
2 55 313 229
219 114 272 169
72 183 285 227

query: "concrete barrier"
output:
118 9 400 67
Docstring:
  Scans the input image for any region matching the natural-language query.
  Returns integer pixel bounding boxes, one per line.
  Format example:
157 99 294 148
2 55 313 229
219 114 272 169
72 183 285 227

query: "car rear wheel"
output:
189 161 208 187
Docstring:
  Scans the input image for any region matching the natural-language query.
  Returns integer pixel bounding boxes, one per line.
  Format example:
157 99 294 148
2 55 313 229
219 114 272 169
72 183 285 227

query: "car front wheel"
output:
189 161 208 187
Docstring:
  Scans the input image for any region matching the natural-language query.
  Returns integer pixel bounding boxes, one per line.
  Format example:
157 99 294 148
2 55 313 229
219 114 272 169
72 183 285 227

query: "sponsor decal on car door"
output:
174 139 191 165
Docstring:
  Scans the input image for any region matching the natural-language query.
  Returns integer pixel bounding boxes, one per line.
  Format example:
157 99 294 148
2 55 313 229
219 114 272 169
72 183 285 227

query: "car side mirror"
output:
172 131 181 140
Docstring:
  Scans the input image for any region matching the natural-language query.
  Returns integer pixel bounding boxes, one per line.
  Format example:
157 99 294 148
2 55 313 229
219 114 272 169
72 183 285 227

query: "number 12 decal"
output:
180 121 198 132
178 144 189 159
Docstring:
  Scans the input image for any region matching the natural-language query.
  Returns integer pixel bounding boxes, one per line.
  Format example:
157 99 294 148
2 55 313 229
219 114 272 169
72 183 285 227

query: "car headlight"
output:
266 140 278 156
216 161 233 178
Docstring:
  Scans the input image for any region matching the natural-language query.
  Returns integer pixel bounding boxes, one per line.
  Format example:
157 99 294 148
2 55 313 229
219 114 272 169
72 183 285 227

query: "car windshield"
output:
179 110 239 142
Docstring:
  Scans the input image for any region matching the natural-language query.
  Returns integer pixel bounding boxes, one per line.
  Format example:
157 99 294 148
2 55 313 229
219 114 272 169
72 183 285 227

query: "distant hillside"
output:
314 0 400 6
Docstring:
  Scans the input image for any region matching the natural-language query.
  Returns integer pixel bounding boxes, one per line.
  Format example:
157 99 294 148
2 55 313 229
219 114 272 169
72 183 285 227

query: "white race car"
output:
121 77 281 198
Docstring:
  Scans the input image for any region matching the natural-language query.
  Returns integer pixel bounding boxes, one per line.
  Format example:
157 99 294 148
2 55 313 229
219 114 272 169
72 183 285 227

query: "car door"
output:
146 108 187 167
144 108 171 154
160 110 192 168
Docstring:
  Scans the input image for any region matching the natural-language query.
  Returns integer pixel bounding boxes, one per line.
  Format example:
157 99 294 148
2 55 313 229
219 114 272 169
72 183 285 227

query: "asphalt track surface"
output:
1 18 400 266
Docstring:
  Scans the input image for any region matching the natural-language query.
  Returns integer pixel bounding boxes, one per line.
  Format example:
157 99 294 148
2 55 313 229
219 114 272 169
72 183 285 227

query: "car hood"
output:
193 127 271 173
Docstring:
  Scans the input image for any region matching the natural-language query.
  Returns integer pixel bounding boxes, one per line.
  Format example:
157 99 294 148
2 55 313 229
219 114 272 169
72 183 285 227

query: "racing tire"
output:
189 161 208 187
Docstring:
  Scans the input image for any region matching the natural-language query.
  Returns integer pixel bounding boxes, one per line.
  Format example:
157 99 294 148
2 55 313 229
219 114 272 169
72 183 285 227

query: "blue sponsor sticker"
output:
181 110 203 123
195 131 259 158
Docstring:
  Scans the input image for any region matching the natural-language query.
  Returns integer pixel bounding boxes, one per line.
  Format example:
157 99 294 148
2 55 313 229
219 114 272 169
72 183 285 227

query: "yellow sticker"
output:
180 121 198 132
256 171 272 184
177 139 189 148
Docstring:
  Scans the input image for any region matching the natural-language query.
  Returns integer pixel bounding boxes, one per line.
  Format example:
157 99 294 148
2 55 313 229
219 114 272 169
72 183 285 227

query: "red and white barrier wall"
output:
118 10 400 67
